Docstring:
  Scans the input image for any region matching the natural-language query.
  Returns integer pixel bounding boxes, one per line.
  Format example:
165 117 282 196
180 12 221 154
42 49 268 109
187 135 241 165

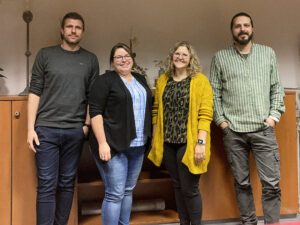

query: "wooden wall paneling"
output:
201 125 240 220
250 92 298 215
275 92 298 213
0 100 12 225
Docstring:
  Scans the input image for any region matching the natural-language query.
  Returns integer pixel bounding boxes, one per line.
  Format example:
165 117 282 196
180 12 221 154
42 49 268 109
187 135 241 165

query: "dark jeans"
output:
35 126 84 225
223 127 281 225
163 142 202 225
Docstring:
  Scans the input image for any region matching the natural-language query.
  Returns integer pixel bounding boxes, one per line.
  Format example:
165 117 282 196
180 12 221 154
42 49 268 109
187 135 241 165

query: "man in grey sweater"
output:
27 12 99 225
210 12 285 225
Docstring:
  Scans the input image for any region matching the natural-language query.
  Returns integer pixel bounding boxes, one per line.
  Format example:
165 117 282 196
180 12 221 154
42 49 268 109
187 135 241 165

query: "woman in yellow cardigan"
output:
148 41 213 225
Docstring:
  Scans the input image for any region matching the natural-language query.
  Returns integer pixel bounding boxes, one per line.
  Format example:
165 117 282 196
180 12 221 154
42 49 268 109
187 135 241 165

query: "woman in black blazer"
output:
88 43 152 225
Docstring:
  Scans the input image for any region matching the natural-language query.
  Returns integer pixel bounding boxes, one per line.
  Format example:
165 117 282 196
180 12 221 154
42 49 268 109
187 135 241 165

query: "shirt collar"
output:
233 42 254 57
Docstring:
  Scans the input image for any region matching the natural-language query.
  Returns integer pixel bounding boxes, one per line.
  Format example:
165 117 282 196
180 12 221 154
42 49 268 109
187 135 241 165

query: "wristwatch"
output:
197 139 206 145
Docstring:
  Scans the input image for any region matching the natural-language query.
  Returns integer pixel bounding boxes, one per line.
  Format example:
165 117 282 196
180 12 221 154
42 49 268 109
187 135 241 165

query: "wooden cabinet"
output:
0 96 36 225
0 99 12 225
0 92 298 225
0 96 76 225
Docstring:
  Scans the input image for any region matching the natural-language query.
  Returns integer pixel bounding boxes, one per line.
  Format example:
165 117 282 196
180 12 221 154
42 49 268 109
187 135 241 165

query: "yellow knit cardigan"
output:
148 73 213 174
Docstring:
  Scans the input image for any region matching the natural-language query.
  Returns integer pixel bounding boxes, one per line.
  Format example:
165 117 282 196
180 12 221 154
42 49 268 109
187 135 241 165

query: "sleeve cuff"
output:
215 116 227 127
198 122 211 133
269 115 279 123
269 110 282 122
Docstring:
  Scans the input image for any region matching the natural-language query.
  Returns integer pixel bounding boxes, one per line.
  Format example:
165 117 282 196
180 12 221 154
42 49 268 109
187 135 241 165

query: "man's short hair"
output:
61 12 85 31
230 12 254 29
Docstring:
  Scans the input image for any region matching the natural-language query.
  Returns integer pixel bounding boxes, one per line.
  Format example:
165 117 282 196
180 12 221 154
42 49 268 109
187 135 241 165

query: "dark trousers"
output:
223 127 281 225
35 126 84 225
163 143 202 225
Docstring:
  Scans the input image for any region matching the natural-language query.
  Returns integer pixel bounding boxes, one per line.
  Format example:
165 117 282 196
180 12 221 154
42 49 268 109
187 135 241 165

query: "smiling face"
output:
61 18 84 47
231 16 253 46
172 46 191 71
112 48 134 75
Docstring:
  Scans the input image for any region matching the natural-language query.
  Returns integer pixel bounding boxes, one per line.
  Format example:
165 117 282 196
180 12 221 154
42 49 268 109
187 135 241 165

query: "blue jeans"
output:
223 127 281 225
35 126 84 225
93 146 145 225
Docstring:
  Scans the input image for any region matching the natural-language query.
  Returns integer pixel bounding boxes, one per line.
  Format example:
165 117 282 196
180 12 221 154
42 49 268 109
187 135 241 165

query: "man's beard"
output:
233 31 253 45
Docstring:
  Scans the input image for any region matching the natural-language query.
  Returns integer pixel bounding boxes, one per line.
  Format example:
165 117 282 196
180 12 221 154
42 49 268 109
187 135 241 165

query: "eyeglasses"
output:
113 55 132 61
173 52 190 59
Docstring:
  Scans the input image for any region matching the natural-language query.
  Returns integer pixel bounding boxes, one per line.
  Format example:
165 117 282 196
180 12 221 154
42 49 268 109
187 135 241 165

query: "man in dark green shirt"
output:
27 12 99 225
210 12 285 225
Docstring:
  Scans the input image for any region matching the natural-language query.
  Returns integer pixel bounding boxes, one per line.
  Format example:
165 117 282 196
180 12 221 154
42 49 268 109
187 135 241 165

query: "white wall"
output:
0 0 300 95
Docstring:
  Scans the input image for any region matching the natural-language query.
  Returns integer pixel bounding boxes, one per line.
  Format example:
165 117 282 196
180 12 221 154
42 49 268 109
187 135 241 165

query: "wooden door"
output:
0 100 12 225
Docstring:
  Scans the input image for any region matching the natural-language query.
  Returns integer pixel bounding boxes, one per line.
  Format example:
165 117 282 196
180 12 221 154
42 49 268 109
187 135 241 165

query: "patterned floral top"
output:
162 76 191 143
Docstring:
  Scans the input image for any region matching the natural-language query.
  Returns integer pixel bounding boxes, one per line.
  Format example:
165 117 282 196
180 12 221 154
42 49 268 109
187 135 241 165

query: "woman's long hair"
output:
165 41 202 77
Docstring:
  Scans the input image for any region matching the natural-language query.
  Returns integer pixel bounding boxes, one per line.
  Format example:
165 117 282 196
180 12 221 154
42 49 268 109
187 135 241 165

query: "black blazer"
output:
89 70 152 155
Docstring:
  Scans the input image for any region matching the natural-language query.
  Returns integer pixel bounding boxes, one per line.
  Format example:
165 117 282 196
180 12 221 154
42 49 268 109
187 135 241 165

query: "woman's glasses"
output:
113 55 132 62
